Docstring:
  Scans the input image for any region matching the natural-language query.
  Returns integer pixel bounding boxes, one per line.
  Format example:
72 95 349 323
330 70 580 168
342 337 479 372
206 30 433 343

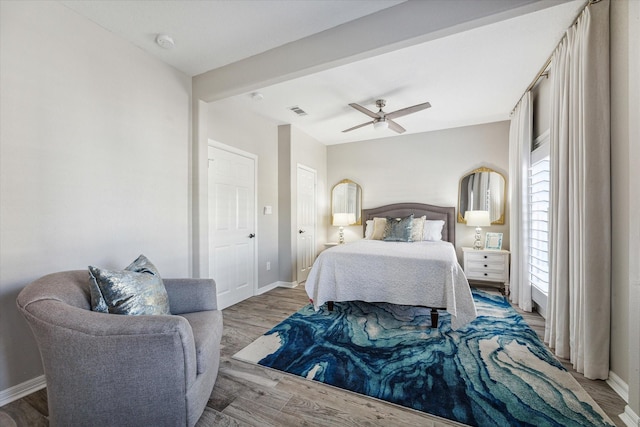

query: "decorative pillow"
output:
423 220 446 241
384 214 414 242
410 215 426 242
371 217 388 240
364 220 374 239
88 254 170 315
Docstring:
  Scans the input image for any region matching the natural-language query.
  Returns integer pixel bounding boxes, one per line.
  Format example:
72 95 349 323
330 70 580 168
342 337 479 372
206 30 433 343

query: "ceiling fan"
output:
342 99 431 134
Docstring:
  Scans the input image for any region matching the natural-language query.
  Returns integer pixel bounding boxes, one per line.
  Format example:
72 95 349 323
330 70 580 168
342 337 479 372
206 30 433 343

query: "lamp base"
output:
473 227 483 250
338 227 345 244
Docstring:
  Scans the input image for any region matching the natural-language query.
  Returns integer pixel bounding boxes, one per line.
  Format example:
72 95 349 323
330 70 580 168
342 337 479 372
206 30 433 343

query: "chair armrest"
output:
164 278 218 314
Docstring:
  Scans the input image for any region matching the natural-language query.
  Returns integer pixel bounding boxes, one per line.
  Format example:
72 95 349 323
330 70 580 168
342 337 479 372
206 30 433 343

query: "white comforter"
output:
305 240 477 329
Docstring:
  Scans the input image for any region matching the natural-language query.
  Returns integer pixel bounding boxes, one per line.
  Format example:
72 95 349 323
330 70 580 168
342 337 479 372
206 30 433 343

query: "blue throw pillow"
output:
383 214 414 242
88 254 170 315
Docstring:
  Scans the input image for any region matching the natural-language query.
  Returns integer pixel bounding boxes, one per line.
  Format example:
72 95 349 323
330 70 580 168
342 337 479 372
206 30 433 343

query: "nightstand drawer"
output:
466 259 505 271
465 270 507 281
464 252 505 264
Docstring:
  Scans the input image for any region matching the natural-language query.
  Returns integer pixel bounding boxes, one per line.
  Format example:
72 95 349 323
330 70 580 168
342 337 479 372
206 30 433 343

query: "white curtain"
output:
545 0 610 380
509 92 532 312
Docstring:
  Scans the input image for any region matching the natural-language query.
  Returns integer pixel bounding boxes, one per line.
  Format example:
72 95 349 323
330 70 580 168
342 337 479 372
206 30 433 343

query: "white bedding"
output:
305 240 477 329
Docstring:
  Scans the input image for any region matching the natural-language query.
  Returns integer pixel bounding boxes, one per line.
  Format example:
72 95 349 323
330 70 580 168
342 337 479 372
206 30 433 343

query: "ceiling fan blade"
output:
385 101 431 120
387 119 406 134
349 103 380 119
342 120 374 133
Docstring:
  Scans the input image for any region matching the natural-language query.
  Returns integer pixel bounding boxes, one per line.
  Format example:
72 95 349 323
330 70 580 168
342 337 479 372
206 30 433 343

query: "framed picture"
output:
485 232 503 250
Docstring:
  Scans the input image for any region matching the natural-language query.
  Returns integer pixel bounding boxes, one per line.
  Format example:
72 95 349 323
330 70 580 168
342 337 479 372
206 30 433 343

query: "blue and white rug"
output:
234 290 614 427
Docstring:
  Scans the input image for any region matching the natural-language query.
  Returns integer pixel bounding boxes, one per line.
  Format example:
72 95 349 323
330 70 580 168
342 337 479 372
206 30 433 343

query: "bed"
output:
305 203 477 329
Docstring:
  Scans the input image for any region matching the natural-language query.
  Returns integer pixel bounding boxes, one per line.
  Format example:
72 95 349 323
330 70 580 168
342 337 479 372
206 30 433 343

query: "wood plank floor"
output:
0 285 627 426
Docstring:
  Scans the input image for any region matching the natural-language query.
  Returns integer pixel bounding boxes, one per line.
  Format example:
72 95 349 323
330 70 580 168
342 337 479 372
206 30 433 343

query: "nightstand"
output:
324 242 339 248
462 247 510 296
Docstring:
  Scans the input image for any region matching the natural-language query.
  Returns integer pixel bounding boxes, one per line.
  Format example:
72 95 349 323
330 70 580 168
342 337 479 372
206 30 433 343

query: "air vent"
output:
288 106 308 116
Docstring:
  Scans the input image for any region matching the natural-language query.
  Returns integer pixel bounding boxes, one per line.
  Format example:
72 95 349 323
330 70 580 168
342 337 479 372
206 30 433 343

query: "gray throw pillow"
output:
383 214 414 242
88 254 170 315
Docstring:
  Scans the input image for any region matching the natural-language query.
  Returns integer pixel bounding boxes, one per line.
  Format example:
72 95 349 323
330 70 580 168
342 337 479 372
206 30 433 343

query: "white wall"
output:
611 0 640 421
0 1 192 393
327 121 510 261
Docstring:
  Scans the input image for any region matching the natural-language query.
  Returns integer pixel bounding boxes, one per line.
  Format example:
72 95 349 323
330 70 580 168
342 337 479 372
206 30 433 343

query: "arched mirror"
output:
331 179 362 225
458 167 506 225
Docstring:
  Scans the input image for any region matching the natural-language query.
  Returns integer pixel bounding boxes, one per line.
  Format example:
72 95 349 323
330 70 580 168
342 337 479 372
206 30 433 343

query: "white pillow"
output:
423 220 445 241
371 217 387 240
410 216 426 242
364 220 374 239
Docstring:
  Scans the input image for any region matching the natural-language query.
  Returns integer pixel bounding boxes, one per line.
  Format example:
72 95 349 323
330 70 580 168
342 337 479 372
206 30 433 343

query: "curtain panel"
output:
508 92 532 312
545 0 611 380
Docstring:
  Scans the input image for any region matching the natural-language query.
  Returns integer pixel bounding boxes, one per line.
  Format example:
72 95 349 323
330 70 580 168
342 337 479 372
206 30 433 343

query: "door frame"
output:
207 139 258 301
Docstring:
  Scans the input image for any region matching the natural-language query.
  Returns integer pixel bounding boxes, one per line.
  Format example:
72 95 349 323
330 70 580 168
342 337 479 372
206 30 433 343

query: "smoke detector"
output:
155 34 174 50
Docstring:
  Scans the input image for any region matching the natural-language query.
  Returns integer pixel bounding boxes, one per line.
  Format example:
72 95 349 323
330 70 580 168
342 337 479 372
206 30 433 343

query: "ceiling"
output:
60 0 586 145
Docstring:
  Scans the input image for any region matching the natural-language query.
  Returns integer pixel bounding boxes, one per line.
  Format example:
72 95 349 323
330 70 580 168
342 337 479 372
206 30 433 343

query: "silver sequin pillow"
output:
88 255 170 315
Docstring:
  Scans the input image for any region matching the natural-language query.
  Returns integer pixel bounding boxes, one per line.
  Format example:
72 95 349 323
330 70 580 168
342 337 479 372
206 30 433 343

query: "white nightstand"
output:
462 247 510 296
324 242 339 248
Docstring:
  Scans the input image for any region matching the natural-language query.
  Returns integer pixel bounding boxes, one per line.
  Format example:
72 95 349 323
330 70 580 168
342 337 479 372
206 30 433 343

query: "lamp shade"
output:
333 213 353 227
464 210 491 227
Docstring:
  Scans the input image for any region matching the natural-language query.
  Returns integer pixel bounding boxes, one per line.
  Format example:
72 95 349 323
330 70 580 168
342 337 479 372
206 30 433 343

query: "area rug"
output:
233 290 614 427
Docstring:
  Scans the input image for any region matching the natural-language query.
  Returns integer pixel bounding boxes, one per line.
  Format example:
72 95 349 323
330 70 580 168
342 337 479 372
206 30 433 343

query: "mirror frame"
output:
457 166 506 225
331 179 362 226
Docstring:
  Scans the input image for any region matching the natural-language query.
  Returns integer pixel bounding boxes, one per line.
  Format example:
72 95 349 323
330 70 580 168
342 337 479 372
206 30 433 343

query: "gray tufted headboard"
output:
362 203 456 244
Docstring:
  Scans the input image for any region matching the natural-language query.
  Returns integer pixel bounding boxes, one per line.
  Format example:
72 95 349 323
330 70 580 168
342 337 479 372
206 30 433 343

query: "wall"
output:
203 97 280 289
277 125 328 283
326 121 510 261
0 1 192 395
611 0 640 422
610 0 631 400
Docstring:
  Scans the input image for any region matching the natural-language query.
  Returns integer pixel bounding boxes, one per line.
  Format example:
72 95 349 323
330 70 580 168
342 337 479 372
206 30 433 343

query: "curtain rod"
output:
509 0 600 116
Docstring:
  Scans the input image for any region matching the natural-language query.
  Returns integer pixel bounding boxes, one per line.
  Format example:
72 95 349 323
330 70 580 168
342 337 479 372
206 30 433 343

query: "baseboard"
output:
256 281 298 295
276 281 299 289
619 405 639 427
607 370 629 403
0 375 46 407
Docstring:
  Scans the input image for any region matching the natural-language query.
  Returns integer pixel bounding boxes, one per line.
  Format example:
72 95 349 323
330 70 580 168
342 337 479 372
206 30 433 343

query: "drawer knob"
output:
484 273 488 276
484 264 488 267
484 255 488 259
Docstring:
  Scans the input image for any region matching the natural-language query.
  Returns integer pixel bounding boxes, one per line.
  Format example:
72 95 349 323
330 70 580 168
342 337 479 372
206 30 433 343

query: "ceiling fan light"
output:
373 120 388 131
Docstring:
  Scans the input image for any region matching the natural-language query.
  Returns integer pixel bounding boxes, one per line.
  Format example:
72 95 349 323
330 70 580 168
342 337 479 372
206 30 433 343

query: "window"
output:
529 132 550 314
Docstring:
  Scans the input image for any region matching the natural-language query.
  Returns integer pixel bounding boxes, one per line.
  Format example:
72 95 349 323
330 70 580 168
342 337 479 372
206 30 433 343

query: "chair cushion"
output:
180 310 223 375
88 255 169 315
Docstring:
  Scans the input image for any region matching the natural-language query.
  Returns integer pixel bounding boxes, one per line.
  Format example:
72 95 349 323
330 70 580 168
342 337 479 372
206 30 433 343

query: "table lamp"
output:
333 213 354 244
464 210 491 250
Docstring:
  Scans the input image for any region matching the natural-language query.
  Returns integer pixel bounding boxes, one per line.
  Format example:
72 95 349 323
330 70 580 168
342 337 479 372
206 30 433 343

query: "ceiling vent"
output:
289 106 308 117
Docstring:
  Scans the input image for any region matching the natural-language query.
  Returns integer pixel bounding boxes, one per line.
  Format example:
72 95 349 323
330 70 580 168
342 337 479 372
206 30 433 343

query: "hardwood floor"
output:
0 285 627 426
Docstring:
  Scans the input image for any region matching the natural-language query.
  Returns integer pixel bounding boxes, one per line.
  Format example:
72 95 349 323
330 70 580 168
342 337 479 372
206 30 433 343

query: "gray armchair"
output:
16 270 223 427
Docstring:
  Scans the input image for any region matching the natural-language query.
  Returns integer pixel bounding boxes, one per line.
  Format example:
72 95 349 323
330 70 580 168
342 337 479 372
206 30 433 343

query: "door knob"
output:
299 229 305 234
248 233 255 238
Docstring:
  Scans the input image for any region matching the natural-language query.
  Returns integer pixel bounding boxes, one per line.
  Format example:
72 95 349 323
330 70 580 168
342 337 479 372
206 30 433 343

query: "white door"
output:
297 165 316 282
208 144 256 309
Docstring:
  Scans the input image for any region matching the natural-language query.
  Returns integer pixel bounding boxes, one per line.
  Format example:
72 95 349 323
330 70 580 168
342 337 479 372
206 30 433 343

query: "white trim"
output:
607 370 629 403
256 281 299 295
0 375 46 407
256 282 279 295
277 281 299 289
619 405 639 427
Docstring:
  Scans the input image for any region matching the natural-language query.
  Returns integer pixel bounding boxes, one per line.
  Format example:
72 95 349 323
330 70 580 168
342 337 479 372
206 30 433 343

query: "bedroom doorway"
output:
296 164 316 283
208 142 257 309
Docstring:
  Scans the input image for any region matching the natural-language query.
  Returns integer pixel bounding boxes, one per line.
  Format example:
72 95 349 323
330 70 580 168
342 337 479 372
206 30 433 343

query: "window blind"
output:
529 150 550 294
